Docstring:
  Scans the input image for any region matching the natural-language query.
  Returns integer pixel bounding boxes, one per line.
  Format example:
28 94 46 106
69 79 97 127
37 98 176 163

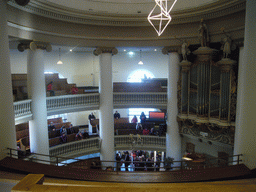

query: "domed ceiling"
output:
42 0 218 15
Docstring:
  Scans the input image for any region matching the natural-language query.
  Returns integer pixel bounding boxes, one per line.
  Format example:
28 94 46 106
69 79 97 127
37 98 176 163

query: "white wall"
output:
66 110 99 126
9 49 169 86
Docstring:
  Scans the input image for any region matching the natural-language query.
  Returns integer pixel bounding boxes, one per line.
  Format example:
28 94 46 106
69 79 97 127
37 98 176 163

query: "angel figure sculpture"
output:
181 40 190 61
220 27 235 59
198 19 209 47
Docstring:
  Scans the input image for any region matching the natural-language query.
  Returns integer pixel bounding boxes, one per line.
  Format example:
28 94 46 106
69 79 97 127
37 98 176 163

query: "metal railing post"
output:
56 157 58 166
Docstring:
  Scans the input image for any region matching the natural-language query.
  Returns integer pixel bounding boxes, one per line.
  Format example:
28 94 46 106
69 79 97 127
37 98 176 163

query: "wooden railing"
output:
7 148 243 171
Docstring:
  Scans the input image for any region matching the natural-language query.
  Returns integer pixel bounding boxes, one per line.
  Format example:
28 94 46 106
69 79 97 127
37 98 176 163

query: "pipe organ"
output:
178 47 237 145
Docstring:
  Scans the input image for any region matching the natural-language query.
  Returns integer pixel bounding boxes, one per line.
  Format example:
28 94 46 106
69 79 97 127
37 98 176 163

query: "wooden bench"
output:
116 129 143 135
115 123 137 130
47 117 63 124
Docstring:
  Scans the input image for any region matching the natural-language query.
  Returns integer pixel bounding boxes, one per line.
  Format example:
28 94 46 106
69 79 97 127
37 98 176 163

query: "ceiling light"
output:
148 0 178 36
128 51 134 56
57 48 63 65
138 50 144 65
70 49 73 52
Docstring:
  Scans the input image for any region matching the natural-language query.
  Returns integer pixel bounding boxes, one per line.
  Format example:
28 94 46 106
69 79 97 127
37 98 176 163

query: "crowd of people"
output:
115 150 162 171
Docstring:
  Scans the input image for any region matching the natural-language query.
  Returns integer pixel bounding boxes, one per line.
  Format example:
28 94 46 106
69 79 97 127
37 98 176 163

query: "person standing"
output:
114 111 120 119
140 112 146 124
88 112 96 121
131 115 138 123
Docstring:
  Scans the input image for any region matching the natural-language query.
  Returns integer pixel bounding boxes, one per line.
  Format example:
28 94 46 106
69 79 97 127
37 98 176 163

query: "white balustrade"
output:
49 137 101 157
14 92 167 121
13 99 32 117
113 92 167 108
46 93 100 111
114 135 166 151
49 135 166 158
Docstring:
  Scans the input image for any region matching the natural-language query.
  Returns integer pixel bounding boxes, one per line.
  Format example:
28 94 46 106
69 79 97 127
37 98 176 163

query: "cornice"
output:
7 0 246 27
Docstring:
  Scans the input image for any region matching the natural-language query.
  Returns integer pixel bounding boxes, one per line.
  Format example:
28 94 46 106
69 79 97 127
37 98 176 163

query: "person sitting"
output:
149 128 156 136
114 111 120 119
60 126 66 134
136 123 143 130
60 132 67 143
143 128 150 135
88 112 96 121
131 115 138 123
83 130 89 139
75 131 84 140
71 85 78 94
48 123 56 131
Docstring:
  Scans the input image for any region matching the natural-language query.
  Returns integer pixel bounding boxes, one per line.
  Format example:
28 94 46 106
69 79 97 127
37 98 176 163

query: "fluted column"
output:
0 0 17 159
18 41 52 162
162 47 181 166
234 0 256 170
94 47 118 169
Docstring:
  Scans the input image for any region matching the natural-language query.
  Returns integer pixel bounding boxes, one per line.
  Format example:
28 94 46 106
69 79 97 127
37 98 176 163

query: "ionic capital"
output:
93 47 118 56
17 41 52 52
180 60 191 72
162 46 180 55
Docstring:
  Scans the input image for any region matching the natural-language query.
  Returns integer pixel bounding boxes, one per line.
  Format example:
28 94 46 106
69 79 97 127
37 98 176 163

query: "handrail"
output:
14 92 168 120
6 148 243 172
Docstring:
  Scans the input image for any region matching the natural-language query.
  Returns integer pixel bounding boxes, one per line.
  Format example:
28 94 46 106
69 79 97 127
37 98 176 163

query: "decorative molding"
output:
178 118 234 145
162 46 180 55
93 47 118 56
7 0 246 27
17 41 52 52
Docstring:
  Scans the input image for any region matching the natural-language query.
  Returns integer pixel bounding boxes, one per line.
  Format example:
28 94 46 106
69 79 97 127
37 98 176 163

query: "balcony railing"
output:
113 92 167 108
49 135 166 158
14 92 168 121
14 99 32 118
46 93 100 115
49 137 101 157
115 135 166 151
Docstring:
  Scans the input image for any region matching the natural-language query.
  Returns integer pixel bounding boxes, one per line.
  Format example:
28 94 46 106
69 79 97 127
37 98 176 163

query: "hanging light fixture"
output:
148 0 178 36
57 48 63 65
138 50 143 65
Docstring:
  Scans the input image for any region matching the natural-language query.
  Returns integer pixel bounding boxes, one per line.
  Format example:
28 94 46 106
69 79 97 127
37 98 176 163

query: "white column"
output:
0 0 17 159
26 42 51 162
94 47 118 169
164 49 181 166
233 0 256 170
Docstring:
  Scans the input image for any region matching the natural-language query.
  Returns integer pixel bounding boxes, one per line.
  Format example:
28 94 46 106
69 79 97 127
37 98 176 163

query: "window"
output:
127 70 155 82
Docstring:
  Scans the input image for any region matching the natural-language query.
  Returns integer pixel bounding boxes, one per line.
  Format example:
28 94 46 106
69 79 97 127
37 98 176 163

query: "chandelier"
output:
148 0 178 36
